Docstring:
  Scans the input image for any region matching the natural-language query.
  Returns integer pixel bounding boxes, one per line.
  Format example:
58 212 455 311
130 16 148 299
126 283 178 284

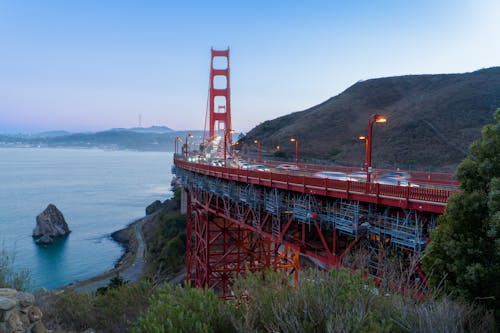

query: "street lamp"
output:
290 137 299 164
224 129 235 167
254 139 261 162
185 133 193 159
364 114 387 182
174 136 182 156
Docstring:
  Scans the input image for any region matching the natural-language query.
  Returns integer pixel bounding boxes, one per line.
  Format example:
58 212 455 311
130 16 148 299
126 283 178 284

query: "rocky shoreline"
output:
62 215 148 293
59 194 175 292
110 223 135 269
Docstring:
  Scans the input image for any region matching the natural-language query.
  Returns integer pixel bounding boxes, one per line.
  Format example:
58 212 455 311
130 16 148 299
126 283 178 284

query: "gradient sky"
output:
1 0 499 133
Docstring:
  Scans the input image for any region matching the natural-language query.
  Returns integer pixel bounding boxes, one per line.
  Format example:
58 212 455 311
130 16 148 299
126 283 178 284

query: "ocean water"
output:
0 148 173 290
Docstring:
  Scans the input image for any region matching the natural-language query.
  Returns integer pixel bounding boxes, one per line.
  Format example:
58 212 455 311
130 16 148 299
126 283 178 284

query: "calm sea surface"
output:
0 148 173 290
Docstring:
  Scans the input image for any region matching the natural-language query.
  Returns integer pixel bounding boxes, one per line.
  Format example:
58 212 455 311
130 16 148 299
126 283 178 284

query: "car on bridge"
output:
347 171 368 182
249 164 271 172
375 177 419 187
276 164 300 171
314 171 349 181
381 171 411 180
211 159 223 167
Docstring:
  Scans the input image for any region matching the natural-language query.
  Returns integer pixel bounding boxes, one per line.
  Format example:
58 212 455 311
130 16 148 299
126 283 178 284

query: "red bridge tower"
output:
209 48 232 143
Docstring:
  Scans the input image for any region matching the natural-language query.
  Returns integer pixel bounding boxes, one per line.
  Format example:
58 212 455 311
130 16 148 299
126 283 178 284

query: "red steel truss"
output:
185 188 299 298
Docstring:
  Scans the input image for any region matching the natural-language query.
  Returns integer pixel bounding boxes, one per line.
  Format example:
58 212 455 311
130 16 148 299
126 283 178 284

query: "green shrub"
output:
42 268 493 332
45 279 153 333
133 284 233 333
0 245 32 291
146 211 186 280
46 291 95 331
96 273 128 295
228 268 391 332
227 268 493 333
423 109 500 322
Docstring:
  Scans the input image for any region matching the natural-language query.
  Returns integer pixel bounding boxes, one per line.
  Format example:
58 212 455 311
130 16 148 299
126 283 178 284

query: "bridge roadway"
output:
175 158 456 214
250 159 458 188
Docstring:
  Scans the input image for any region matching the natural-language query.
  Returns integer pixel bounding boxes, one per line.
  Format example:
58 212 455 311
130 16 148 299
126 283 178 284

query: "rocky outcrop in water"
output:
0 288 48 333
32 204 71 245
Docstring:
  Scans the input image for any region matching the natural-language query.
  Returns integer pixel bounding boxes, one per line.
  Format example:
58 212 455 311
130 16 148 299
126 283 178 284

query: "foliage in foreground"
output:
133 283 232 333
133 268 494 333
146 189 187 281
42 279 153 333
0 245 32 291
423 108 500 318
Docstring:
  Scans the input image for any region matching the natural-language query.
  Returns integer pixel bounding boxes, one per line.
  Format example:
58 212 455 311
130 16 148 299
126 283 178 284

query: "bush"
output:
227 268 494 333
0 245 32 291
228 268 390 332
44 279 153 333
133 284 233 333
146 210 186 280
42 268 493 332
423 109 500 321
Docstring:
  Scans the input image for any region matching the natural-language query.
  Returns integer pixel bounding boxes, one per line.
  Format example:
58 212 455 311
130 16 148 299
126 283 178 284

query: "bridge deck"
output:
175 159 455 214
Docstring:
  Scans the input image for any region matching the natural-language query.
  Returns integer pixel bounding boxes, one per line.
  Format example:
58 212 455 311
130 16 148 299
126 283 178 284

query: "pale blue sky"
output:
1 0 499 133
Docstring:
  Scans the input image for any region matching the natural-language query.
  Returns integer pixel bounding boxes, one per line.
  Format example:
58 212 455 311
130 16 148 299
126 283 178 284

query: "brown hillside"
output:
241 67 500 171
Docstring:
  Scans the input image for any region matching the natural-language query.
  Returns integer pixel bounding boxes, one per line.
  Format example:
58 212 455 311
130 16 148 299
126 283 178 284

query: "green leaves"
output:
0 245 32 291
133 285 231 333
423 108 500 318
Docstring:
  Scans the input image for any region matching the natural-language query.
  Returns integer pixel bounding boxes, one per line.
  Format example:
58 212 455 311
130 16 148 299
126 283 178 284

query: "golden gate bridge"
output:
173 48 457 298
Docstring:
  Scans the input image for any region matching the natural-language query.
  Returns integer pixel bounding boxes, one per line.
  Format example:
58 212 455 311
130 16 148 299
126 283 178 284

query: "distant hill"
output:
242 67 500 171
33 130 73 138
109 126 174 134
0 127 203 152
1 130 73 139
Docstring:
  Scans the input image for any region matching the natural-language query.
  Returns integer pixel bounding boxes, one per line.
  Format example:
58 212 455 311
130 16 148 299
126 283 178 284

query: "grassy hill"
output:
242 67 500 171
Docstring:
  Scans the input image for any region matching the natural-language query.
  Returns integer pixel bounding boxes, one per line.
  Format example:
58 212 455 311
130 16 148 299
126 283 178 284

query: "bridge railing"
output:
247 159 458 187
175 159 456 213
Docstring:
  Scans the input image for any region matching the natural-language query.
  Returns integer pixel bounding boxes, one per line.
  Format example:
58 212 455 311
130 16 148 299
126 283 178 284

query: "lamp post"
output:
184 133 193 159
364 114 387 182
174 136 182 156
290 137 299 164
224 129 235 167
254 139 261 162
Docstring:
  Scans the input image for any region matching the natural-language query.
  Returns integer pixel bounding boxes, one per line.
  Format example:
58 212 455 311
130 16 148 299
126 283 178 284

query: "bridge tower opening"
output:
209 48 232 143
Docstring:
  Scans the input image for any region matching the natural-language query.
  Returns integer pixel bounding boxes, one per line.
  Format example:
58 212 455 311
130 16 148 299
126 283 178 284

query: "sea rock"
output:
33 204 70 245
35 235 53 245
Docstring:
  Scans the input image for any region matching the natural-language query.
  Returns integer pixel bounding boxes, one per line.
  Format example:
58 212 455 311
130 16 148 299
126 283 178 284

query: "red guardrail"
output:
175 159 456 214
248 159 458 187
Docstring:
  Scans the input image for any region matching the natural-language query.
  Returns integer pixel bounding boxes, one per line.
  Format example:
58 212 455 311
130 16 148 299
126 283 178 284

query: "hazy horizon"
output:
0 125 237 136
